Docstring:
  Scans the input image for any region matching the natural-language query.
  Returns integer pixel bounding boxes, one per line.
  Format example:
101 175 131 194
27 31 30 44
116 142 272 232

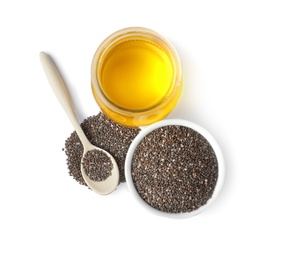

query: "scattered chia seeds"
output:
82 149 113 182
64 112 140 186
131 125 218 214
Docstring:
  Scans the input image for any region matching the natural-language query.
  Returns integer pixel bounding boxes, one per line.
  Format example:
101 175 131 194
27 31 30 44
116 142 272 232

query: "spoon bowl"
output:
40 51 119 195
81 142 120 195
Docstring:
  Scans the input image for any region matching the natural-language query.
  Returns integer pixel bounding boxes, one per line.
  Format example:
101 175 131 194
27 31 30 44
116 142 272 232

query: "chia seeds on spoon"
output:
64 112 140 186
82 149 113 182
131 125 218 214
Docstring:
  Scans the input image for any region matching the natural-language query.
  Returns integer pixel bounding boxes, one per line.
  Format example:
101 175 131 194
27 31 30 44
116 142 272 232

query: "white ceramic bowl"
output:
125 119 225 219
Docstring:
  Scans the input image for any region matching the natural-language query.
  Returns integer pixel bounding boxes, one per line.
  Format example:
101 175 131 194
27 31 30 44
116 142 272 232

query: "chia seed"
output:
82 149 113 182
131 125 218 214
64 112 140 186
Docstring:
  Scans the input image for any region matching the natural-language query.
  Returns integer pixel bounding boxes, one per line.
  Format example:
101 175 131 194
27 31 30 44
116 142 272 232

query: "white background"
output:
1 0 282 259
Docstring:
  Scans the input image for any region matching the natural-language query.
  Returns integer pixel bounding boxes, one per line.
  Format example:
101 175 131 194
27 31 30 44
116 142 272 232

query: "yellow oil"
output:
100 38 174 111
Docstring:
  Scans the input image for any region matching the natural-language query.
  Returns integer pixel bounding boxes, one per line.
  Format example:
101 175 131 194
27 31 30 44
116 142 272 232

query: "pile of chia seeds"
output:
64 112 140 186
131 125 218 214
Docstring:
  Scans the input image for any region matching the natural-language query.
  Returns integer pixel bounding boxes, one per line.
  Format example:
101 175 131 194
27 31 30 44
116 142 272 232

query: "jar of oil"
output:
91 27 182 127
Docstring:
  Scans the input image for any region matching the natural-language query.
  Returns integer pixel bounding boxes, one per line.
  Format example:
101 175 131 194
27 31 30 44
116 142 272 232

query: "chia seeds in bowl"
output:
125 119 225 219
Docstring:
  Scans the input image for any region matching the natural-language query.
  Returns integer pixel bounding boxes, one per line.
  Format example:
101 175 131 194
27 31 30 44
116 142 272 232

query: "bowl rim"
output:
125 118 225 219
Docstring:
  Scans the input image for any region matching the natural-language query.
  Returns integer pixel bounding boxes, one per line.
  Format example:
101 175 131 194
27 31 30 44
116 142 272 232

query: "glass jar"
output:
91 27 182 127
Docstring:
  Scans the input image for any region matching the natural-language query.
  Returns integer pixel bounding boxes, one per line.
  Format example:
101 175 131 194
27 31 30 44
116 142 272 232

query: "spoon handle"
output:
39 52 90 148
